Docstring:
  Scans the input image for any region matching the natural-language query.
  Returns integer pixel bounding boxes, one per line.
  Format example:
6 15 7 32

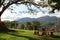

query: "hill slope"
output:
16 16 60 23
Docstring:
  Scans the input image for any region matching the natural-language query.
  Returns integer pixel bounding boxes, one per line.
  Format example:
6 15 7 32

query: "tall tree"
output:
0 0 57 32
19 24 24 29
0 0 41 31
32 21 40 36
25 22 32 30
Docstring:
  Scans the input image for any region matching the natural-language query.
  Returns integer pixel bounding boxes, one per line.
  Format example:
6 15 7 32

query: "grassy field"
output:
0 29 60 40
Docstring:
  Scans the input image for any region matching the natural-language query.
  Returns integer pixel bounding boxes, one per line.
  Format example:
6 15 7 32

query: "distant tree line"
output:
2 20 60 32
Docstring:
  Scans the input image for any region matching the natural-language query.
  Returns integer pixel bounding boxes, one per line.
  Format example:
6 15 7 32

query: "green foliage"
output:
20 24 25 29
32 21 40 27
3 21 18 28
26 22 31 26
24 21 41 30
0 22 9 32
3 21 11 28
41 22 55 28
25 22 32 30
31 21 40 30
50 0 60 11
51 0 60 2
48 0 52 5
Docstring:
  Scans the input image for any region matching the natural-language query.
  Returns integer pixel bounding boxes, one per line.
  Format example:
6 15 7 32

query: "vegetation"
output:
19 24 25 29
0 29 60 40
0 0 60 32
51 0 60 11
2 20 60 31
0 0 60 39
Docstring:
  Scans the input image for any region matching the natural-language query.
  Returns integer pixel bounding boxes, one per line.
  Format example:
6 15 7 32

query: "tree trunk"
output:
50 32 54 36
34 30 39 36
34 26 39 36
0 16 9 32
0 16 2 26
42 32 46 36
42 28 47 36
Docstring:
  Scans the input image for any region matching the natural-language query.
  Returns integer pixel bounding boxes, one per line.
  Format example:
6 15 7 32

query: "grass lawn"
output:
0 29 60 40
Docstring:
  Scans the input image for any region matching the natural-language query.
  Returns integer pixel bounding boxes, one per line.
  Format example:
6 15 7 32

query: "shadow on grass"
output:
8 30 17 32
8 29 25 34
8 33 39 40
0 38 6 40
0 29 17 34
51 35 60 38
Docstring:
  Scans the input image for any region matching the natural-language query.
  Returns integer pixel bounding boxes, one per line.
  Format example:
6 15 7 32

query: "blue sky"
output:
1 0 60 21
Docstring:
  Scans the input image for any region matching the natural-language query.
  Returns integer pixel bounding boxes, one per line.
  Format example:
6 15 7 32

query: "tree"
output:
49 0 60 13
0 0 41 18
54 21 60 32
0 0 57 32
32 21 40 29
3 21 18 28
0 22 9 32
3 21 11 28
41 23 48 28
0 0 42 31
41 22 55 36
32 21 40 36
25 22 32 30
19 24 25 29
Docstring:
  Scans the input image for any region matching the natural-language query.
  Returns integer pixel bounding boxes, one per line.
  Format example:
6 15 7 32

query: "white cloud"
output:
1 3 60 21
34 0 40 3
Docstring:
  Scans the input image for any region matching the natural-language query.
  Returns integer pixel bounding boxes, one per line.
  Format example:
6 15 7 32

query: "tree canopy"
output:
49 0 60 12
0 0 60 16
0 0 49 16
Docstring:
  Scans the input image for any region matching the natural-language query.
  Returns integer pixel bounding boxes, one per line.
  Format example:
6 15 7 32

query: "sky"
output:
1 0 60 21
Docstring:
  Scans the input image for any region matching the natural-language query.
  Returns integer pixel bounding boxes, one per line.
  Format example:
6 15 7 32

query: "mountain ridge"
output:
15 16 60 23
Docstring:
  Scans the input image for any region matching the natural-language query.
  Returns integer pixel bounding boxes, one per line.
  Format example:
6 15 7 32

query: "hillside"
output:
16 16 60 23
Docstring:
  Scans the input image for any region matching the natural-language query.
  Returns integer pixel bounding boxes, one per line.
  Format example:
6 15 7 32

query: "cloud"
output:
1 4 60 21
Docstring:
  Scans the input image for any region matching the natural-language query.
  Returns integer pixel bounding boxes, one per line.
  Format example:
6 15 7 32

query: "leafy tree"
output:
0 0 59 32
12 21 18 28
41 22 55 36
0 0 47 31
3 21 11 28
54 21 60 32
25 22 32 30
32 21 40 35
19 24 25 29
49 0 60 13
0 22 9 32
32 21 40 26
41 22 55 27
41 23 48 28
3 21 18 28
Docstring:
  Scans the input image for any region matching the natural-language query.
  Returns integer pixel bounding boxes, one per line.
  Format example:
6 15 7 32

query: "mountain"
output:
16 16 60 23
37 16 60 23
16 17 36 23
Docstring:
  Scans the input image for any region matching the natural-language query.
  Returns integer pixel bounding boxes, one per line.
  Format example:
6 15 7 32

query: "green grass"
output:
0 29 60 40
